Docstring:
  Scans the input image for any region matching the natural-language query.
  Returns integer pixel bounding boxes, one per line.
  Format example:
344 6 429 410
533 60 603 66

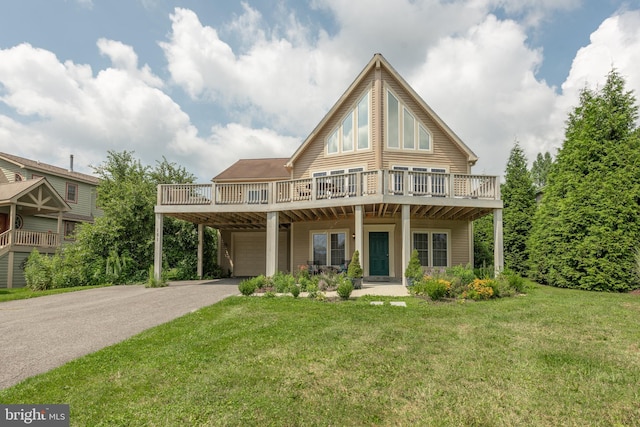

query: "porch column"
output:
355 205 363 263
154 213 164 281
266 211 279 277
57 211 63 244
9 204 16 246
401 204 411 286
7 251 14 288
493 208 504 276
197 224 204 279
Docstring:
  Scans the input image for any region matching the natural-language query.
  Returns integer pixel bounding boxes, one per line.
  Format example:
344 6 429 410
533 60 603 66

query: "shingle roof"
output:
213 158 291 182
0 152 99 185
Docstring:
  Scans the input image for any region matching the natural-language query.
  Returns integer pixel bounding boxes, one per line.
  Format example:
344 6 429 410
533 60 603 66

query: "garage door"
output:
232 232 288 277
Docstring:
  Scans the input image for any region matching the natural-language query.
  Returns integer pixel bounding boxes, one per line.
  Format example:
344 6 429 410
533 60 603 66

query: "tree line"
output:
475 70 640 292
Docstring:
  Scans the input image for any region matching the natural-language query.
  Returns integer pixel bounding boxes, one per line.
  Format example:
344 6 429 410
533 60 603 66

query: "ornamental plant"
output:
404 249 423 285
462 279 495 300
347 251 363 278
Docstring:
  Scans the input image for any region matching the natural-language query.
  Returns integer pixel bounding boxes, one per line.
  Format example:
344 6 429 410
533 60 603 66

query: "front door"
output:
369 232 389 276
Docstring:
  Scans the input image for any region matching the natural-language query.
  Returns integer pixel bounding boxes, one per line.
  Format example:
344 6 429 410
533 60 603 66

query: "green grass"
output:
2 285 639 426
0 284 109 303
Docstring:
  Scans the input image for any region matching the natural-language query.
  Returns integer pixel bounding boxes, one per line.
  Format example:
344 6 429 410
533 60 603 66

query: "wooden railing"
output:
0 229 60 249
158 170 500 207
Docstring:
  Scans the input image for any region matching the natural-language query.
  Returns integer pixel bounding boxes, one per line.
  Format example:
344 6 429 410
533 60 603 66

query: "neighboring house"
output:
154 54 504 284
0 152 100 288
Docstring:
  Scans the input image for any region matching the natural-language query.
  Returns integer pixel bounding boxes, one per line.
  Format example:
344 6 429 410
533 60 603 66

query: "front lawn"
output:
1 285 639 426
0 284 108 303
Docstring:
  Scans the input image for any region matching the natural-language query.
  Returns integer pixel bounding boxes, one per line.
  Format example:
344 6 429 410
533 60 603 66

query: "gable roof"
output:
0 152 100 185
213 158 291 182
0 177 70 212
286 53 478 168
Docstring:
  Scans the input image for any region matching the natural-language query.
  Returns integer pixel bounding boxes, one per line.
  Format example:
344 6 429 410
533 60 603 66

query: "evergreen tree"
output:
473 215 493 269
529 70 640 291
502 142 536 274
531 151 553 189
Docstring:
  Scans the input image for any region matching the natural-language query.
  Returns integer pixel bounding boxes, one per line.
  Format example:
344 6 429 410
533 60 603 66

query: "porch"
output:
154 170 504 285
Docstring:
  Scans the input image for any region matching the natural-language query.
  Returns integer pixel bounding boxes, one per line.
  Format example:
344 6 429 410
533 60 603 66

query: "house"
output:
0 152 100 287
154 54 504 284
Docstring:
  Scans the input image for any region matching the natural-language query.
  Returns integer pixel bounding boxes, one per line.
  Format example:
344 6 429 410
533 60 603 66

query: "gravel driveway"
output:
0 279 239 389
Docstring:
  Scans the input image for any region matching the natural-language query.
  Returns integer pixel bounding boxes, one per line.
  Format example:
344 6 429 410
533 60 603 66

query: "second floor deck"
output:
156 170 501 227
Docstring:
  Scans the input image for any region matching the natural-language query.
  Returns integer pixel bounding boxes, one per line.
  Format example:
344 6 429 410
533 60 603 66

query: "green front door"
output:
369 232 389 276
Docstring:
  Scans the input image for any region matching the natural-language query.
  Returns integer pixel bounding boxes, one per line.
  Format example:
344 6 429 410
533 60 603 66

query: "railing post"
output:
378 170 385 195
495 176 501 200
157 185 163 205
311 177 318 201
211 183 216 205
449 173 456 197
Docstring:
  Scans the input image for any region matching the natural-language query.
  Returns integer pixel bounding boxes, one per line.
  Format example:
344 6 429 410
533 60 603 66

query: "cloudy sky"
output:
1 0 639 180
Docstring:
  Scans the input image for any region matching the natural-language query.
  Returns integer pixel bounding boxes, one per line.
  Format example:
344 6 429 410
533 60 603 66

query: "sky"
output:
1 0 640 181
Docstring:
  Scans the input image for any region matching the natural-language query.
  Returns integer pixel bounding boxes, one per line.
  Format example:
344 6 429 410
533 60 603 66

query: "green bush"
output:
306 282 319 299
146 265 168 288
272 271 295 293
24 249 51 291
411 277 450 300
298 276 312 292
238 278 258 296
289 283 301 298
446 264 475 286
404 249 423 284
336 276 354 300
347 251 363 278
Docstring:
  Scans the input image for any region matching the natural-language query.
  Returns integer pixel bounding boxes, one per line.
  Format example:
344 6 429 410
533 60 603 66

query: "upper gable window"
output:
386 89 432 152
326 90 370 155
66 183 78 203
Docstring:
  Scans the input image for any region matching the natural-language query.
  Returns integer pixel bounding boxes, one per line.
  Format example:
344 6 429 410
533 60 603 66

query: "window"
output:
413 233 429 266
64 221 77 240
357 93 370 149
387 91 400 148
326 90 370 154
386 89 432 152
312 231 348 266
65 183 78 203
412 231 449 267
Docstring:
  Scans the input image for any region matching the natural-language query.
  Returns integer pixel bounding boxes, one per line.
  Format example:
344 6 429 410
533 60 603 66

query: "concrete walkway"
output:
0 279 239 390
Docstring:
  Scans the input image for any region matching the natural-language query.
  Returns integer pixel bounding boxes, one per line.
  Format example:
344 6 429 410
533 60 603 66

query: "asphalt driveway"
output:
0 279 239 389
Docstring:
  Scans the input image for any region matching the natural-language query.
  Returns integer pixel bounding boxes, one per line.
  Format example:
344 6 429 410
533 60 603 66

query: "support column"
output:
266 211 279 277
401 205 411 286
154 213 164 281
355 205 363 263
493 209 504 276
7 251 14 289
197 224 204 279
9 204 16 246
57 211 63 244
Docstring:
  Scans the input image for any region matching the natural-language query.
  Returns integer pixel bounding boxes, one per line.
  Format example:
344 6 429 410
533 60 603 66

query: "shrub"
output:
289 283 301 298
404 249 423 285
503 270 526 293
410 277 450 300
306 282 319 299
272 271 295 293
347 251 363 278
298 276 312 292
238 278 258 296
24 249 51 291
336 276 354 300
462 279 495 300
446 264 475 286
263 291 276 298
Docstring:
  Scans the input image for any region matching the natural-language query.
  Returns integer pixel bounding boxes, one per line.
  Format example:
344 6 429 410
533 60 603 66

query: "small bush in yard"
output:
336 276 354 300
289 283 301 298
272 271 295 293
24 249 51 291
411 277 450 300
462 279 495 300
238 278 258 296
306 282 319 299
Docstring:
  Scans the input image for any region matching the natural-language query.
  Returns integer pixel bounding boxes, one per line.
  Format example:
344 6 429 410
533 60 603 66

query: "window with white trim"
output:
312 230 347 266
66 182 78 203
412 231 449 267
386 89 432 152
326 91 370 154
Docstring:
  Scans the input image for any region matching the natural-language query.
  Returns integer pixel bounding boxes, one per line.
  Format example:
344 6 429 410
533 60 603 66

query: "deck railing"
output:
0 229 60 249
158 170 500 206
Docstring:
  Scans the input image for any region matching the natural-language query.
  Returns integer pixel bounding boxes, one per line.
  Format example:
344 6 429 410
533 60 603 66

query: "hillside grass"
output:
0 284 109 303
1 284 639 426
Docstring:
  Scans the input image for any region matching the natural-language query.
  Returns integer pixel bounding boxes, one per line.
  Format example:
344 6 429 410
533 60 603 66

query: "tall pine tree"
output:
502 142 536 274
529 70 640 291
531 151 553 190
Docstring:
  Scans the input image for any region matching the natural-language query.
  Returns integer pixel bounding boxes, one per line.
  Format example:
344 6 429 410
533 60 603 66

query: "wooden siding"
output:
292 70 378 179
380 69 470 174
